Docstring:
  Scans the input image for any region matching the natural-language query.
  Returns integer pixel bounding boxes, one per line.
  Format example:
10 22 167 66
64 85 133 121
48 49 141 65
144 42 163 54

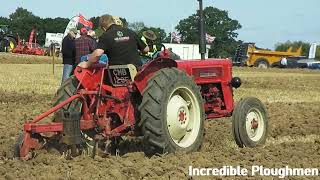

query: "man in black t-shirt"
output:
78 14 149 68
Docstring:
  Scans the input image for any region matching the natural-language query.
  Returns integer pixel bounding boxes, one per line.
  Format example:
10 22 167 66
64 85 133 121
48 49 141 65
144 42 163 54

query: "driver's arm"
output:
141 46 150 54
78 49 104 68
78 34 109 68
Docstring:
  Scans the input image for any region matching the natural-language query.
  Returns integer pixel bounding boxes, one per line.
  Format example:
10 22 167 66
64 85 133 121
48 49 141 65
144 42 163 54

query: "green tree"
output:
176 6 242 58
128 22 146 33
0 17 10 25
275 41 310 57
275 41 320 59
39 17 69 44
317 47 320 59
90 16 100 29
6 8 70 45
9 8 42 43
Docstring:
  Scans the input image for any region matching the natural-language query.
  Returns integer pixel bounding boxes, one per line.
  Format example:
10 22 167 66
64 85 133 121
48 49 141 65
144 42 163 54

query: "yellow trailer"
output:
234 43 302 68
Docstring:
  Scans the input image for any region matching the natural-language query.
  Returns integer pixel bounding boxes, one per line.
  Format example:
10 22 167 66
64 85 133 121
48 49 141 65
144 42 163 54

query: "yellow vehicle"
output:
233 43 302 68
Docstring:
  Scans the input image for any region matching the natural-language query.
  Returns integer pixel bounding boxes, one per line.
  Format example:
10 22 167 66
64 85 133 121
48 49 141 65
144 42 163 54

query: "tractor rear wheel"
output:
139 68 205 155
52 76 95 155
52 75 82 121
232 97 268 147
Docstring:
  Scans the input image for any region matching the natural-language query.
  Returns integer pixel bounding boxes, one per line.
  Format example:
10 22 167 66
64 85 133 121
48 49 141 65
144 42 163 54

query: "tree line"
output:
275 41 320 59
1 7 318 59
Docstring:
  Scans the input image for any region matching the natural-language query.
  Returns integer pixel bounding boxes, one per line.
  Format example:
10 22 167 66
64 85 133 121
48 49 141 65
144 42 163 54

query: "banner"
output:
78 14 93 29
63 15 93 38
45 33 64 47
63 16 80 38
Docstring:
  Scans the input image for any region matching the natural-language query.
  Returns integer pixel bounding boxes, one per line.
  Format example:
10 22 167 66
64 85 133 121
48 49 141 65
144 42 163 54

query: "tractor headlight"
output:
231 77 241 89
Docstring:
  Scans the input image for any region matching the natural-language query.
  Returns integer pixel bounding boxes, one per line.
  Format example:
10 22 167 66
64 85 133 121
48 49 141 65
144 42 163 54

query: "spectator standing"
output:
75 28 97 66
61 28 77 84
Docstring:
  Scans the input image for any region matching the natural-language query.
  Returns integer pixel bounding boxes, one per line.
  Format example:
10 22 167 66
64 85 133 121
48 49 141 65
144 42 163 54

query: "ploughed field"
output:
0 54 319 179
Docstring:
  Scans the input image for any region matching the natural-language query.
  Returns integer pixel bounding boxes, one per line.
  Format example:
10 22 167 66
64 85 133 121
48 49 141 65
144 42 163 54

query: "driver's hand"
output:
77 61 91 69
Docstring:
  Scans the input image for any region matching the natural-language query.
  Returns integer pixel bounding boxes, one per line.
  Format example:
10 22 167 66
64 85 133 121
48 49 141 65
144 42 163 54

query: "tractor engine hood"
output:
176 59 233 83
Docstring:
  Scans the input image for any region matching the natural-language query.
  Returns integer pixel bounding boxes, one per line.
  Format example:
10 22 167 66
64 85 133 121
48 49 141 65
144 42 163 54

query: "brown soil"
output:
0 68 319 179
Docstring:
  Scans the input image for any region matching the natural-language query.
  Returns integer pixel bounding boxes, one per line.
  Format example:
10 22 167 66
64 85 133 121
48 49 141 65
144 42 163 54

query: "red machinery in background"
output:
12 28 45 56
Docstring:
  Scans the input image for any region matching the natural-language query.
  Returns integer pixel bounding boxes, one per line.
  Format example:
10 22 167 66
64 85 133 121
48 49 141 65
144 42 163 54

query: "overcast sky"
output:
1 0 319 49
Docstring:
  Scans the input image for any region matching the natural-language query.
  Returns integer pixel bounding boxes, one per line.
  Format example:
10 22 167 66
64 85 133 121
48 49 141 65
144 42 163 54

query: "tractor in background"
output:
12 28 45 56
0 25 17 52
233 42 302 68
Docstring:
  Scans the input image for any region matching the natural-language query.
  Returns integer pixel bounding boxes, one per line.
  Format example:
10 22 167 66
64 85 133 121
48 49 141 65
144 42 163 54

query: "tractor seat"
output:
104 64 137 87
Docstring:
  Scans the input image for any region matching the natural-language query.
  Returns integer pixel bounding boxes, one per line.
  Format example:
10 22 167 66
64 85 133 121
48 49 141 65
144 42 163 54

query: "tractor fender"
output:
74 65 105 90
134 58 177 93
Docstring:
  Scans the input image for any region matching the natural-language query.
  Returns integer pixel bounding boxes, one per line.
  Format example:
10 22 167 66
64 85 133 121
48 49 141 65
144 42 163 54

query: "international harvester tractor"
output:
15 2 268 159
14 48 268 160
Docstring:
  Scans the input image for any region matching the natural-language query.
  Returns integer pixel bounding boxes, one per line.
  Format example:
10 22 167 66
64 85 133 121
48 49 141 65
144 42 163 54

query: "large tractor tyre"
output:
232 97 268 148
52 75 82 122
51 76 95 155
139 68 205 155
254 59 269 69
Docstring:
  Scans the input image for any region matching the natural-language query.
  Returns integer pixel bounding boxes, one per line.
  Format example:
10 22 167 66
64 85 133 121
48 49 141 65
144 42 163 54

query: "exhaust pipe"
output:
198 0 206 60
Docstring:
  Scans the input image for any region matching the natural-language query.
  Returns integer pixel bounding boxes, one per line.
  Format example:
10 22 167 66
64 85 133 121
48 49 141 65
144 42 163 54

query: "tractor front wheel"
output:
139 68 205 155
232 97 268 147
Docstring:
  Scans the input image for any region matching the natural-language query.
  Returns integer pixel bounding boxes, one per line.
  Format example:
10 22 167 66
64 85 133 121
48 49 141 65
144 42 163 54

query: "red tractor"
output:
15 48 268 160
15 1 268 159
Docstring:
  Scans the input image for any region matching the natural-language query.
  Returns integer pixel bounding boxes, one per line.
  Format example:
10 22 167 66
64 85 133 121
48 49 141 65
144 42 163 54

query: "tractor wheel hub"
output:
166 87 201 148
246 108 265 142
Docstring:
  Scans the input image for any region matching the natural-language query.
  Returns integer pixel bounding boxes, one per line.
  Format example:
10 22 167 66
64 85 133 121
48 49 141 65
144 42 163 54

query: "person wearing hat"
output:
74 27 97 67
61 28 77 84
141 30 158 57
78 14 149 69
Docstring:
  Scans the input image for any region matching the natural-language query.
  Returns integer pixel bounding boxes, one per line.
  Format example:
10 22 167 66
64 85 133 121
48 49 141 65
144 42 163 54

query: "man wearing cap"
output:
78 14 149 69
61 28 77 84
75 27 97 67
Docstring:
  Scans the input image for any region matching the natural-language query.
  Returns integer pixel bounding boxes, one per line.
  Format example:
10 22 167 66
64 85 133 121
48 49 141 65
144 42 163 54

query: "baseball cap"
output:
80 28 88 35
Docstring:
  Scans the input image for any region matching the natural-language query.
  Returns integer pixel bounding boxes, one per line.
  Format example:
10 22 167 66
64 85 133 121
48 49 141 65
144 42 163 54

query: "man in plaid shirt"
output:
75 28 97 66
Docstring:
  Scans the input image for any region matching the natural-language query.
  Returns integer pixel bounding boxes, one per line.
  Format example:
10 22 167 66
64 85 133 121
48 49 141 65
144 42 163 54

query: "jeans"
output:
61 64 74 85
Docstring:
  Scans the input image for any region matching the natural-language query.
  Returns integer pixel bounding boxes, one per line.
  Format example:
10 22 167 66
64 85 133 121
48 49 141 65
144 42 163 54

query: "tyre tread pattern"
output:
138 68 204 154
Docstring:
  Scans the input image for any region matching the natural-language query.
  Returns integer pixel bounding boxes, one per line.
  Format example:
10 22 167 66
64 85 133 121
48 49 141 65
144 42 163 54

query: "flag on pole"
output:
78 14 93 29
63 15 93 38
171 32 182 44
206 33 215 44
